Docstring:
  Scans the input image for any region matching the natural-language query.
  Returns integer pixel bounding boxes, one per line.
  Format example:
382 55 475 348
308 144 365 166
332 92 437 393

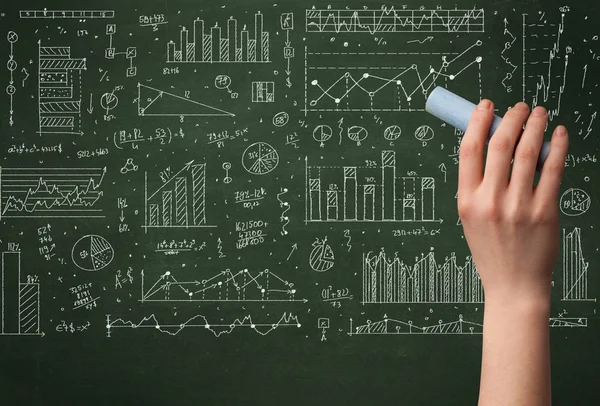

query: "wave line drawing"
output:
105 312 301 337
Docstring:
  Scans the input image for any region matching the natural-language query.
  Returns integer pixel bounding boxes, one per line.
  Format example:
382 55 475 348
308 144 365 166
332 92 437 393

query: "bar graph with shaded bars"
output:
305 150 438 223
38 41 86 135
562 228 594 302
167 12 270 63
144 161 215 232
362 248 483 304
1 251 41 336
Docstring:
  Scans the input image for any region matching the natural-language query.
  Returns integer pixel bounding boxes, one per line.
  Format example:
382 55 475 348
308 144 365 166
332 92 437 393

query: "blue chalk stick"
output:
425 87 550 172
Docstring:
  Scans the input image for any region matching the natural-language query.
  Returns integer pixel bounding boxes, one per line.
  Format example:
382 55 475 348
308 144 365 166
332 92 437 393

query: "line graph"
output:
0 167 106 219
304 41 483 113
523 13 568 120
105 312 301 337
140 268 305 303
306 8 485 34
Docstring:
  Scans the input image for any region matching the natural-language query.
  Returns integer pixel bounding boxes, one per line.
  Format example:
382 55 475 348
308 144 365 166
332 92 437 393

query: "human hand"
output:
457 100 569 304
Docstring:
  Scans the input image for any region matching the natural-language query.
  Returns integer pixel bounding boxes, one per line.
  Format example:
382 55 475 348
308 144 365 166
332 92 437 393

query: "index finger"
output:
458 99 494 194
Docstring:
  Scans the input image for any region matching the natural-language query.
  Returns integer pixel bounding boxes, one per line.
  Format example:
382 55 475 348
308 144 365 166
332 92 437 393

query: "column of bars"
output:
308 151 435 222
562 228 589 300
1 251 40 335
362 250 483 303
167 13 269 63
148 164 206 227
38 43 86 135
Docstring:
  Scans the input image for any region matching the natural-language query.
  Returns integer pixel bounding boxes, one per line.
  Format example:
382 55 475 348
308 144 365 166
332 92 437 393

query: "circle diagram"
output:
272 111 289 127
309 237 335 272
347 126 368 146
312 125 333 146
214 74 232 89
100 92 119 111
414 125 435 141
7 31 18 44
242 142 279 175
560 188 591 216
383 125 402 141
72 235 114 272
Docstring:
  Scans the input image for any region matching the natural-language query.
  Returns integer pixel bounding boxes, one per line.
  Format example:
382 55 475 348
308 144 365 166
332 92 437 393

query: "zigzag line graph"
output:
105 312 301 337
523 13 568 121
0 167 106 219
306 8 485 34
140 268 306 303
305 41 483 113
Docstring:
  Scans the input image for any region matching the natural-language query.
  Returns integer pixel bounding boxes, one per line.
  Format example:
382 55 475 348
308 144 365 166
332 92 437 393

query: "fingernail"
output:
477 100 491 111
557 126 567 136
532 106 547 117
515 102 529 111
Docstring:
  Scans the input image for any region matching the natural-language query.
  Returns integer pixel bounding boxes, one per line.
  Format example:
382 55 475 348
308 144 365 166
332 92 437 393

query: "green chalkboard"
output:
1 0 599 404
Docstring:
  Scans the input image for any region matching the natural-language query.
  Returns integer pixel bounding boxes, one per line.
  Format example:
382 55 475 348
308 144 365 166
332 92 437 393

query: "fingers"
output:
458 99 494 194
510 106 548 194
534 125 569 205
484 102 530 190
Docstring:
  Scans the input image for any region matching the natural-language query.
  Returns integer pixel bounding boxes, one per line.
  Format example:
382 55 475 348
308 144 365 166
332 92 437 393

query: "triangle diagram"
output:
137 83 235 117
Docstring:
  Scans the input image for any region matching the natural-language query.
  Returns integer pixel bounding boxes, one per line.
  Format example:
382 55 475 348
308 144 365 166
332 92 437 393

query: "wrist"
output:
484 292 551 319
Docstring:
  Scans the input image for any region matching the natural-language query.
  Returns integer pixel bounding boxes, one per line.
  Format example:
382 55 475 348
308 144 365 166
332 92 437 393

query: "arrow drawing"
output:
21 67 29 87
87 93 94 114
287 243 298 261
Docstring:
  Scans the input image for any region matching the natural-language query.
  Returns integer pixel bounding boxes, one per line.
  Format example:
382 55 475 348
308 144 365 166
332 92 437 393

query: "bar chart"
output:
304 150 437 223
362 248 483 304
144 161 215 231
562 228 593 301
167 13 270 63
1 250 41 336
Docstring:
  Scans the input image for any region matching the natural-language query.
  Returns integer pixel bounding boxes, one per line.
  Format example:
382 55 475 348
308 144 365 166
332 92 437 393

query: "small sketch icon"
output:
414 125 435 142
309 236 334 272
222 162 232 184
347 126 368 146
251 81 275 103
281 13 294 30
318 317 330 341
383 125 402 141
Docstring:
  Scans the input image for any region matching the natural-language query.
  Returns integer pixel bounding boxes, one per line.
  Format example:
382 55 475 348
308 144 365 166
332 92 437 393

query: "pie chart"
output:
72 234 114 271
242 142 279 175
560 188 591 216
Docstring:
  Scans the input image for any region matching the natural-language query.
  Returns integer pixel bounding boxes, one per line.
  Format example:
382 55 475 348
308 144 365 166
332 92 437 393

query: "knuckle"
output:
481 201 502 222
545 159 565 176
457 198 473 219
506 203 528 225
488 136 510 153
516 145 538 162
459 141 481 158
